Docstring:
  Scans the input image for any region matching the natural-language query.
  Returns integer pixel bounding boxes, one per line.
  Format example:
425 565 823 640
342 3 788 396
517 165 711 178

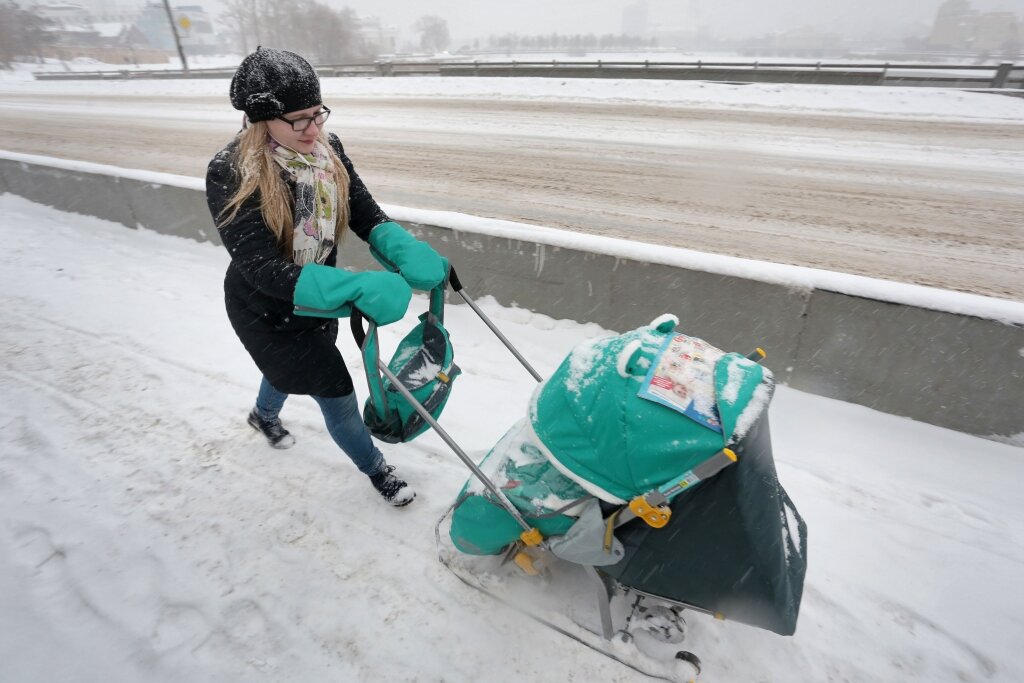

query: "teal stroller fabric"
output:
358 279 461 443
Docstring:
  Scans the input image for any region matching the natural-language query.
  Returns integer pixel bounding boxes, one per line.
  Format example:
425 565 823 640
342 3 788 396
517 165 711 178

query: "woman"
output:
205 47 446 506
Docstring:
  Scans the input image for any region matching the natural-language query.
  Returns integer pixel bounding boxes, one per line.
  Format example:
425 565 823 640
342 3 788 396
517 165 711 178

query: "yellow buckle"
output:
519 527 543 547
628 496 671 528
513 551 540 576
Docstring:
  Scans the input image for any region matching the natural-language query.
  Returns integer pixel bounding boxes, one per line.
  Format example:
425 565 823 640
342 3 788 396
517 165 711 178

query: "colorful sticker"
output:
638 333 724 433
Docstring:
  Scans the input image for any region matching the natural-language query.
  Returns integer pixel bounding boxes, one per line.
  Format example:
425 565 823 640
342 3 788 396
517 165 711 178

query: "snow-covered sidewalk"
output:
1 193 1022 682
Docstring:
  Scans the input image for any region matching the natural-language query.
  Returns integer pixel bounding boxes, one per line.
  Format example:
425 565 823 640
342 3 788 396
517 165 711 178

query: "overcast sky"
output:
322 0 1024 43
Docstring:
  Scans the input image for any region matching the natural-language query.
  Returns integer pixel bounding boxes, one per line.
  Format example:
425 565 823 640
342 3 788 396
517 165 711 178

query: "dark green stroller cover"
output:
603 411 807 635
351 278 461 444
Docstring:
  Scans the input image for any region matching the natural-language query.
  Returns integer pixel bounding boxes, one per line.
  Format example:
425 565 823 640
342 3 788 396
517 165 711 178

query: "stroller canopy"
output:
529 315 772 503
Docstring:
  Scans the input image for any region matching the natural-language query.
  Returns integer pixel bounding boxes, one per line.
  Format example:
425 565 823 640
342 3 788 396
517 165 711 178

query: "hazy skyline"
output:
324 0 1024 43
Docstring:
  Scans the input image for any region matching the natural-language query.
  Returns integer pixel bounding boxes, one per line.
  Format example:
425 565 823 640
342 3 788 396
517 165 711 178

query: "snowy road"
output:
1 86 1022 299
2 195 1023 683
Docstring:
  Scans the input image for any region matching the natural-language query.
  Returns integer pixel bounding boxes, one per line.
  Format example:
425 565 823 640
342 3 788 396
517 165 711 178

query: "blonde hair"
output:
216 121 351 256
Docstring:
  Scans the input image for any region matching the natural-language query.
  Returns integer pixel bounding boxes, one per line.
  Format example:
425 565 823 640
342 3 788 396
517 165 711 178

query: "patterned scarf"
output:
269 139 338 266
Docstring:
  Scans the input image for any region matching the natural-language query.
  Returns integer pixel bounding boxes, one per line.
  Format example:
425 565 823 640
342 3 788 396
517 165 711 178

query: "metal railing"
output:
33 59 1024 89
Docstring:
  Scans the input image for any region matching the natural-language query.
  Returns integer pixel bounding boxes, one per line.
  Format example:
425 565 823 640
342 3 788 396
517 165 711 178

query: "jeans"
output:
255 376 384 477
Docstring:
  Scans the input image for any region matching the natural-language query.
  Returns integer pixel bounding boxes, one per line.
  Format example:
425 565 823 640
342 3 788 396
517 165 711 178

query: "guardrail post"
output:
992 62 1013 88
474 59 479 76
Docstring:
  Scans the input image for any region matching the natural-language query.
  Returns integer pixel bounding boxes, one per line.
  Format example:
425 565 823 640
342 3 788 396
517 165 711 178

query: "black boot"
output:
247 408 295 449
369 464 415 507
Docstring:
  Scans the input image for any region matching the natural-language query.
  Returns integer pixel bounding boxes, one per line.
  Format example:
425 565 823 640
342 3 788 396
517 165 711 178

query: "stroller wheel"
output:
638 605 687 644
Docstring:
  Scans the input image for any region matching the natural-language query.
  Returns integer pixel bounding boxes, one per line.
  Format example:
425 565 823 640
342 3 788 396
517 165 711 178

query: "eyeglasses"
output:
278 106 331 132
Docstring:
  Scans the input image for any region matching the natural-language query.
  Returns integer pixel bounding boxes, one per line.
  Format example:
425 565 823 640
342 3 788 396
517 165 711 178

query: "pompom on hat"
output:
229 47 322 122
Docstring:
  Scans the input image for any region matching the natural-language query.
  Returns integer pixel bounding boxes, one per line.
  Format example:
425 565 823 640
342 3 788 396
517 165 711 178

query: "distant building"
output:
136 2 217 54
135 3 175 51
173 4 217 54
35 3 104 49
36 2 92 27
31 1 169 64
50 0 141 22
927 0 1020 53
928 0 977 47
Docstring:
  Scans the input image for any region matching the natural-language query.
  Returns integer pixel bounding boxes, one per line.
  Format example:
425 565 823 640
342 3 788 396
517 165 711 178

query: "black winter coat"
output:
205 132 389 397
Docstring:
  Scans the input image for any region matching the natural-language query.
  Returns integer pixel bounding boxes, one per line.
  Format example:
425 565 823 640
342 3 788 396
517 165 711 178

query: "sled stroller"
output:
352 269 807 682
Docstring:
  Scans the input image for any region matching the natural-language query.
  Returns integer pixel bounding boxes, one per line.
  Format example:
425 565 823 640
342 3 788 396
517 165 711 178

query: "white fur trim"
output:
617 339 643 378
649 313 679 330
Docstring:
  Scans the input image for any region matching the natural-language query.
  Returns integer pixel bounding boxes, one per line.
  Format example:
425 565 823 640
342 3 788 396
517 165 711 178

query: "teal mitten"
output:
293 263 412 325
368 221 447 291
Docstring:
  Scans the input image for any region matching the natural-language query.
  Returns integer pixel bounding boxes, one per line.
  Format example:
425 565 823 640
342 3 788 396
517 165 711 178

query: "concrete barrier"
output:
120 178 221 245
1 151 1021 442
0 154 210 239
792 291 1023 437
0 157 138 228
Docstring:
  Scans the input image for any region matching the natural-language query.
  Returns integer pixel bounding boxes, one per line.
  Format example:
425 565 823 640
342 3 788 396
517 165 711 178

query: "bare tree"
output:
284 3 368 63
219 0 254 54
0 1 55 68
219 0 372 63
414 15 450 54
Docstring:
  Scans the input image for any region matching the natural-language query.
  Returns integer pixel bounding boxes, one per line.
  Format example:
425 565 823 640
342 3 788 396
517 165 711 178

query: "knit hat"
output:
229 47 322 122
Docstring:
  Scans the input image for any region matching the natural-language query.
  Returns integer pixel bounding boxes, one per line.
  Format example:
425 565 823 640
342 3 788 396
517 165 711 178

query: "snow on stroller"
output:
354 271 807 682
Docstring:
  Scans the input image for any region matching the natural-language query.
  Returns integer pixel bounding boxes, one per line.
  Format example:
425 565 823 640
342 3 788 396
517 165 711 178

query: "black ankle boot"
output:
247 408 296 449
369 464 415 507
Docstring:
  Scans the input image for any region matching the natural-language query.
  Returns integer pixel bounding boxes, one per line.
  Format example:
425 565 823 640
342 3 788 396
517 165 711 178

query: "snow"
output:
2 193 1023 682
721 361 747 404
0 150 206 192
402 357 443 387
2 67 1023 125
91 22 127 39
731 380 774 442
564 336 607 394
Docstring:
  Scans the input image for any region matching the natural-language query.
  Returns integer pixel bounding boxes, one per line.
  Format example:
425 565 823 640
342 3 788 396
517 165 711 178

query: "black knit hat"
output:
229 47 322 122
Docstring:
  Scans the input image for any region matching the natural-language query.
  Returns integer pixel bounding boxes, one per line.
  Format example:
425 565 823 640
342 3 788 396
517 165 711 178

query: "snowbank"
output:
1 72 1022 124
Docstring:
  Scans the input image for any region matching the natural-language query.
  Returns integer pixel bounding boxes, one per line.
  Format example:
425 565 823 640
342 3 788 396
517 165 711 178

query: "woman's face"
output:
266 104 327 154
